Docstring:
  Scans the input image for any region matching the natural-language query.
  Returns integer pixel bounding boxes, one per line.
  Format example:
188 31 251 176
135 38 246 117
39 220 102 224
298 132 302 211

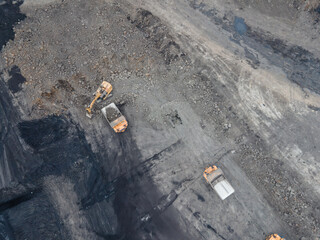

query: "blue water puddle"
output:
234 16 247 35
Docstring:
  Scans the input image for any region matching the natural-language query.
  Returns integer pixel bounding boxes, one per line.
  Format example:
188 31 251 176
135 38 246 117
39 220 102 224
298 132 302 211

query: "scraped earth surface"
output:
0 0 320 239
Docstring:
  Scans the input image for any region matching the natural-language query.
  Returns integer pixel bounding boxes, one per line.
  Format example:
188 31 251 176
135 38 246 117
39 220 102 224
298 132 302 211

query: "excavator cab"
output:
266 234 285 240
86 81 112 118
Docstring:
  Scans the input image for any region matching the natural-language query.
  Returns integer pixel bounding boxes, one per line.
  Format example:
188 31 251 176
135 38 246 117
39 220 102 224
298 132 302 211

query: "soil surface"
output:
0 0 319 239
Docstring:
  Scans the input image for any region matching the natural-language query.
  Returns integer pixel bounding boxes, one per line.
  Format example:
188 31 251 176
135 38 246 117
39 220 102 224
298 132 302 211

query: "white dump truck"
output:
203 165 235 200
101 103 128 133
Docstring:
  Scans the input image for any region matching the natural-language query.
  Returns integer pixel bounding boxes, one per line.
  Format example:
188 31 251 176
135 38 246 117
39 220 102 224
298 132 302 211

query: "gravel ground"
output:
0 0 319 239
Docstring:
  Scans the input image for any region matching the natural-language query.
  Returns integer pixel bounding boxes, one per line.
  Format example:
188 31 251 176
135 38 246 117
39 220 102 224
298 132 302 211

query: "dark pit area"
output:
18 115 69 151
7 66 26 93
0 0 25 51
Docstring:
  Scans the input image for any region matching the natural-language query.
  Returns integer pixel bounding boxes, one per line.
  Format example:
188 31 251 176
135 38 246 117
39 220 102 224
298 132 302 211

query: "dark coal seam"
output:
0 188 40 212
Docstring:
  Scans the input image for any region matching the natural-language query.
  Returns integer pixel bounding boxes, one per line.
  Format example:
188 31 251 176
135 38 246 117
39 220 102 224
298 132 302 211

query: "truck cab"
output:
266 234 286 240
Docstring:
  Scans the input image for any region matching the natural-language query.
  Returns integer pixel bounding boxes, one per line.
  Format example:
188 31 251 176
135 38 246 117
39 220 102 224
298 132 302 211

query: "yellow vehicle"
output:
86 81 112 118
101 103 128 133
266 234 285 240
203 165 235 200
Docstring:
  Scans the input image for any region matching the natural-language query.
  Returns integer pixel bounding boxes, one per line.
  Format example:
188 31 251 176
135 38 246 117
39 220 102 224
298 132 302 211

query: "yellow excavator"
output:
266 234 285 240
86 81 112 118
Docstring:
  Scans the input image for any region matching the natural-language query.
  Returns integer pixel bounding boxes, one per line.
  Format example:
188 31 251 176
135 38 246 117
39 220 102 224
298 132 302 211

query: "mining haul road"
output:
0 0 319 239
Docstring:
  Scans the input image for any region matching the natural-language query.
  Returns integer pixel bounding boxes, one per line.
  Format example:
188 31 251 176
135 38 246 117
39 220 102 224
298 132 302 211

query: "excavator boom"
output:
86 92 101 117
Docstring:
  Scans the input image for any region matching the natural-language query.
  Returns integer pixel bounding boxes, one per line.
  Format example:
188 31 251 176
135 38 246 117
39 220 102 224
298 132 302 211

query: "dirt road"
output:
0 0 319 239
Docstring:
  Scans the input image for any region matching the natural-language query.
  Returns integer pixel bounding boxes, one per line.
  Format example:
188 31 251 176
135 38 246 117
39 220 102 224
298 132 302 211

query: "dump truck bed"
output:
101 103 128 133
101 103 122 123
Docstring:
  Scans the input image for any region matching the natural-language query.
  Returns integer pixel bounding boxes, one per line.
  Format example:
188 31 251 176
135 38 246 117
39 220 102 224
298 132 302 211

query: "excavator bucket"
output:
86 111 93 119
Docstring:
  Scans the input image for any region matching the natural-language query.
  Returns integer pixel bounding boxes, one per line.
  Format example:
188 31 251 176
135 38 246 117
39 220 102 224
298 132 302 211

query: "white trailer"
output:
203 165 235 200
